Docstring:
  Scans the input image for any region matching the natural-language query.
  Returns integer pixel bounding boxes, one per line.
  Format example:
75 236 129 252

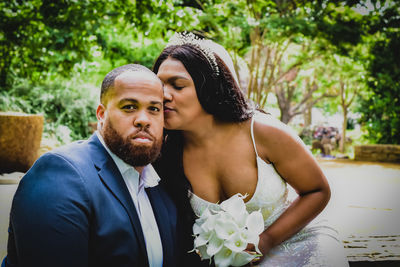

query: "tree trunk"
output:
340 108 347 153
304 104 312 127
280 110 292 124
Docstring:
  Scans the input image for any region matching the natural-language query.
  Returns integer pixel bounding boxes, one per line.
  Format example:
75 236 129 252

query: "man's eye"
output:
149 106 160 112
122 105 137 110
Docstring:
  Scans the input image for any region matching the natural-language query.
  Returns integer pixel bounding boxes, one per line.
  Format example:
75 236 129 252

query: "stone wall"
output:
354 145 400 163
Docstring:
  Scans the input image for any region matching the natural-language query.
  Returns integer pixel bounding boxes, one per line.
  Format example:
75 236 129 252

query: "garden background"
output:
1 0 399 151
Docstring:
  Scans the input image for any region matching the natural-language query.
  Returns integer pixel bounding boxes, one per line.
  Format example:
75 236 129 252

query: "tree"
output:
358 1 400 144
0 0 188 141
272 39 340 124
0 0 175 89
333 55 365 152
359 30 400 144
188 0 367 124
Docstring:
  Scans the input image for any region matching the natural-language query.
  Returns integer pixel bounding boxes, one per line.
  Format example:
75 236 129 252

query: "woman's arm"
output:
253 115 331 255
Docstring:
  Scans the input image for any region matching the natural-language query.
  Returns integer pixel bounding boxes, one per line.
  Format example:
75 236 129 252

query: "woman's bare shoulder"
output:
252 112 306 161
253 112 300 140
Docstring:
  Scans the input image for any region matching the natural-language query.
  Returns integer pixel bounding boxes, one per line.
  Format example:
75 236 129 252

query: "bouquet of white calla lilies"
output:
192 193 264 267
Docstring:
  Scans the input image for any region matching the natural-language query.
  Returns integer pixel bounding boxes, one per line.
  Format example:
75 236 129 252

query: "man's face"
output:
97 71 164 167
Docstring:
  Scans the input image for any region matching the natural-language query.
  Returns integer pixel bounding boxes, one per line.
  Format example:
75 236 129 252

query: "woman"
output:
153 33 348 266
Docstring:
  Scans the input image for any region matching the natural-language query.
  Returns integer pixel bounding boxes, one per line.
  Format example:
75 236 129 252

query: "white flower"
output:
231 251 258 266
192 194 264 267
194 230 213 247
207 234 224 256
220 193 246 215
224 232 247 252
214 246 234 267
246 210 264 234
196 245 211 260
201 213 219 232
245 210 265 253
214 216 239 239
220 193 248 227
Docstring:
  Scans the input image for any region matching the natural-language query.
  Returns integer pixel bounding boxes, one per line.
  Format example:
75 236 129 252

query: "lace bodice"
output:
189 114 289 227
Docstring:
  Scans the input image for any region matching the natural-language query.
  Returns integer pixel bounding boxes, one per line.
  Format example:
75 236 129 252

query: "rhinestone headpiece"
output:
166 32 219 75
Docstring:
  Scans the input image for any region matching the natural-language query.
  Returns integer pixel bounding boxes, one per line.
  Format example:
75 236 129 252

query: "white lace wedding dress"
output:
189 115 349 266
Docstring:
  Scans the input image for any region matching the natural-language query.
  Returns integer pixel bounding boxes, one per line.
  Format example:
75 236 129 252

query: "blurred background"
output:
0 0 399 265
0 0 399 151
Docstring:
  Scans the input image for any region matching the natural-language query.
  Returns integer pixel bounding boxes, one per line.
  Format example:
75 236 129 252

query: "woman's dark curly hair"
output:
153 43 253 266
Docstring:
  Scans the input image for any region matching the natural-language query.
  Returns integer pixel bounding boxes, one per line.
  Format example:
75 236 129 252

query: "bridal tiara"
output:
166 32 220 75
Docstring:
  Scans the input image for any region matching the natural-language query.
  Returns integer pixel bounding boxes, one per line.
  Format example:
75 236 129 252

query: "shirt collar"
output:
95 131 160 188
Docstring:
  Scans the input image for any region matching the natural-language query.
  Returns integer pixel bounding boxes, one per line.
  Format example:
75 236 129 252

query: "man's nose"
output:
134 110 151 128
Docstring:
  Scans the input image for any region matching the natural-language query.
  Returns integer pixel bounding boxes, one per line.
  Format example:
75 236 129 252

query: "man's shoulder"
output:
35 135 103 174
20 137 102 189
44 139 91 164
53 139 89 155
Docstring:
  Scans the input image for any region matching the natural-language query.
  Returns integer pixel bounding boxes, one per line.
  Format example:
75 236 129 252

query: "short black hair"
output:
153 44 253 122
100 64 158 104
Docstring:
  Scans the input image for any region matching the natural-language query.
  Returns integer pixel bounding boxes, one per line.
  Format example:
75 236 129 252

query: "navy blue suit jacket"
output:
2 134 179 267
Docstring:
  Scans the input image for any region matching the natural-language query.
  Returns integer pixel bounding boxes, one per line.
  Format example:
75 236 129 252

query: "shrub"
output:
0 80 97 143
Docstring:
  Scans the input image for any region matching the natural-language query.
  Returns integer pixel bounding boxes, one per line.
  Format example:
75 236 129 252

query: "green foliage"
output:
96 28 165 70
0 0 182 144
314 2 364 55
358 31 400 144
0 79 97 142
0 0 105 87
0 0 399 146
0 0 176 88
358 1 400 144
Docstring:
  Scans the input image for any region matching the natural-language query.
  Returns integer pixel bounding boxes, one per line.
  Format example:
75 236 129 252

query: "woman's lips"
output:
164 106 175 113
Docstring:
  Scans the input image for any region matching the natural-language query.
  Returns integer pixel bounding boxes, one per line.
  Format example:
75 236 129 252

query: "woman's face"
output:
157 57 207 130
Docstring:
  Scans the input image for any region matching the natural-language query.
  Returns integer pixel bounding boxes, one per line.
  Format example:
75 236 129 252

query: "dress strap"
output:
250 114 259 158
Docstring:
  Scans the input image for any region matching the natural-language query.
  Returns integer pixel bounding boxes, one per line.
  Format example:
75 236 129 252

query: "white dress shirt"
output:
96 131 163 267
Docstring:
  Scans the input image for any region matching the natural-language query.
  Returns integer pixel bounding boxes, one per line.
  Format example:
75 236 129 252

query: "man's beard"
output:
102 120 162 167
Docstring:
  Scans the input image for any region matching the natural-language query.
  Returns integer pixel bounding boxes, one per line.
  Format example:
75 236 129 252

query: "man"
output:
2 64 178 267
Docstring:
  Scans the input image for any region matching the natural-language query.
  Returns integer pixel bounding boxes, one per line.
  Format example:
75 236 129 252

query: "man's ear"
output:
96 104 106 129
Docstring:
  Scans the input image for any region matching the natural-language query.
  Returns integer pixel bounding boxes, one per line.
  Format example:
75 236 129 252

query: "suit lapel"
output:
88 134 148 263
146 186 174 267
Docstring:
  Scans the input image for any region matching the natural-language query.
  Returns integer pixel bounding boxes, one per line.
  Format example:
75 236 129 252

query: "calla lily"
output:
234 211 248 228
245 210 264 253
194 230 214 247
231 251 258 266
191 194 264 267
214 217 239 240
196 245 211 260
246 210 264 235
206 233 224 256
214 246 234 267
201 213 219 232
240 229 260 254
220 193 246 218
224 232 248 252
199 207 212 219
220 194 249 227
193 221 203 235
